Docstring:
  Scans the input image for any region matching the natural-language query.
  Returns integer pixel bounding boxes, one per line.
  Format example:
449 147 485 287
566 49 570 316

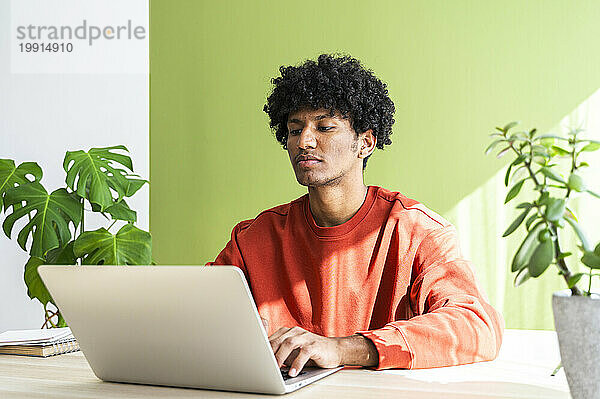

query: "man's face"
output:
286 107 365 188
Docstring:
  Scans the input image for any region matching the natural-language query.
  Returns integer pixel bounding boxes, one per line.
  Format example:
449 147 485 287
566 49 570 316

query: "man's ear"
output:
358 129 377 159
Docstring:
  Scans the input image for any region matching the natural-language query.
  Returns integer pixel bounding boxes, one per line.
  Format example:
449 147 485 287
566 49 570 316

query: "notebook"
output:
0 327 80 357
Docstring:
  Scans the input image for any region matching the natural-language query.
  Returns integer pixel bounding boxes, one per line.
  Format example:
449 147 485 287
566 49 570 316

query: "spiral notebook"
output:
0 327 80 357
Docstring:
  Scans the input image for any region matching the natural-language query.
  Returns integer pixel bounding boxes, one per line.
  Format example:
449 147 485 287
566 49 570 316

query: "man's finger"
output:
274 335 305 368
268 327 291 355
283 348 301 366
270 326 304 347
269 327 291 351
268 327 290 342
288 348 313 377
284 352 318 368
261 318 269 331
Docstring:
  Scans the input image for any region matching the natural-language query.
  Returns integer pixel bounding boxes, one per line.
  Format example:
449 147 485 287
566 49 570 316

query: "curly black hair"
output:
263 53 395 169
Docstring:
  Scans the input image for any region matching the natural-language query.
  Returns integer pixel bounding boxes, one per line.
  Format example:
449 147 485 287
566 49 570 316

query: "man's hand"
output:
267 325 378 377
268 326 342 377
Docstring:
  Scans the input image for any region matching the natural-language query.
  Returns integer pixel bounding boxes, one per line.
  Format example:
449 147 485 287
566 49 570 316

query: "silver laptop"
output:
38 265 342 394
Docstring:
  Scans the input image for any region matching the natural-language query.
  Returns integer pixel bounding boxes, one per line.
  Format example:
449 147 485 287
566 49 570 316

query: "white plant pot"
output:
552 289 600 399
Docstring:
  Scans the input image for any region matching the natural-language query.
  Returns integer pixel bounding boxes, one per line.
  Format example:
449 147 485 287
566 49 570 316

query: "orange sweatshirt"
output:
207 186 504 370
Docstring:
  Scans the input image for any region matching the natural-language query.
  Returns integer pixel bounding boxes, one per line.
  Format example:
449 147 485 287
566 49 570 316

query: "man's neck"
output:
307 183 368 227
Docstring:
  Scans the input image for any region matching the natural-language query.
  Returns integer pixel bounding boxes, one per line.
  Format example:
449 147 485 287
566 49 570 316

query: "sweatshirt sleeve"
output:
356 224 504 370
205 220 252 279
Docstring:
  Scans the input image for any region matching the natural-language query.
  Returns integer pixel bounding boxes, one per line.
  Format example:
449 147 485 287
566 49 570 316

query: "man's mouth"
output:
296 155 322 167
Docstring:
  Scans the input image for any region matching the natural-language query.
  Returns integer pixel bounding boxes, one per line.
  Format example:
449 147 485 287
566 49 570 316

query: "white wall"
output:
0 0 149 332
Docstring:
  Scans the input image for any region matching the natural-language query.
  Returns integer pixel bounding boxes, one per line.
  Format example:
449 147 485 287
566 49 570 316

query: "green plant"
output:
0 146 152 327
486 122 600 296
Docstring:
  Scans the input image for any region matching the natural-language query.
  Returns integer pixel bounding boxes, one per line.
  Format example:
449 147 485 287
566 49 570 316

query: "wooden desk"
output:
0 330 570 398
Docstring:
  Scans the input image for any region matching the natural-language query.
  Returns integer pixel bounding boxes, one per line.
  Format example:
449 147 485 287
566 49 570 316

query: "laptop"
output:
38 265 343 394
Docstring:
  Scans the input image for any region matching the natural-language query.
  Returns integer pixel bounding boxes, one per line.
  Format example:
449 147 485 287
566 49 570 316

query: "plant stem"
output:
80 198 85 236
79 198 85 266
108 219 117 231
41 304 48 329
42 305 58 329
551 361 562 376
565 136 578 199
527 202 580 294
554 133 583 295
507 142 540 186
552 229 582 296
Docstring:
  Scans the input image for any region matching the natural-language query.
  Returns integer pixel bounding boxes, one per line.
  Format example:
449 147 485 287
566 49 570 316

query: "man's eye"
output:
288 127 333 135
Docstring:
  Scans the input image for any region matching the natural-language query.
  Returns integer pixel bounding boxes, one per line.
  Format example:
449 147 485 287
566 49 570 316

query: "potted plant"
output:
0 146 152 328
486 123 600 399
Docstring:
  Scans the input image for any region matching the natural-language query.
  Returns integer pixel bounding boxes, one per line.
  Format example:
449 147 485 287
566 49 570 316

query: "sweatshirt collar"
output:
303 185 379 238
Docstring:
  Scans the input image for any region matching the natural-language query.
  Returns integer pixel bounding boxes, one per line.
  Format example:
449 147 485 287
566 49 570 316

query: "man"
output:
207 53 503 377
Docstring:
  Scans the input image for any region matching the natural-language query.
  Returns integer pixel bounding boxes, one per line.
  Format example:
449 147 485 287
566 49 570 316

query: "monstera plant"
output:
0 146 152 328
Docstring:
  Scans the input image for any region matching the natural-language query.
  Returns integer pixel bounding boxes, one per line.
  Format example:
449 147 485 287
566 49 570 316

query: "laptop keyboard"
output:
280 368 307 380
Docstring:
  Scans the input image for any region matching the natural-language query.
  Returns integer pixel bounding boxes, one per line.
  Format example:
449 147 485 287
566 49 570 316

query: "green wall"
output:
150 0 600 327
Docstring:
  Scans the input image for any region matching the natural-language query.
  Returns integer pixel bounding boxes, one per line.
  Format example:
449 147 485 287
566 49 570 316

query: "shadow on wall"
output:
443 88 600 330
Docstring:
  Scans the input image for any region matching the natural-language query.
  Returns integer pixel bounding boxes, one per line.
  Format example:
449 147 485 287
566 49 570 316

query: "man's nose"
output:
298 127 317 149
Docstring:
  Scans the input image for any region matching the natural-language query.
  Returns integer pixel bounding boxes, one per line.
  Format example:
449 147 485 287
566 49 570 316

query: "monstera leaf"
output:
23 242 77 307
0 159 43 211
2 182 82 257
63 146 147 212
45 241 78 265
73 224 151 265
91 198 137 222
24 256 53 306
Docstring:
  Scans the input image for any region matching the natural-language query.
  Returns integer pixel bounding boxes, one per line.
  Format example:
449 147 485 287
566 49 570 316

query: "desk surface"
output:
0 329 570 398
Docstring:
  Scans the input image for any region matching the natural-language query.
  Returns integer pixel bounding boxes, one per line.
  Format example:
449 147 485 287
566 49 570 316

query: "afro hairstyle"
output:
263 53 395 169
